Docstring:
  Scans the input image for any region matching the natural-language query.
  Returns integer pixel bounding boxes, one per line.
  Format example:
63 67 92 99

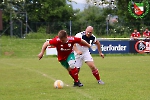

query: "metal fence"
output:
1 20 150 38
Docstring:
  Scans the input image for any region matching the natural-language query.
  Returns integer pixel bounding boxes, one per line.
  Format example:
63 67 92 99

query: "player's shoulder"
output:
68 36 81 41
132 32 136 34
91 34 96 38
78 31 86 34
53 37 59 41
76 31 86 36
51 36 62 43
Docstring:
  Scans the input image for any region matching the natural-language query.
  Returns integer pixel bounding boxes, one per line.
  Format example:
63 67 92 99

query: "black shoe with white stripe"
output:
73 81 83 87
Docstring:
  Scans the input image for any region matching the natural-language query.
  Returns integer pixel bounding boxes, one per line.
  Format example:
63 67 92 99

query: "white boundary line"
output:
1 62 93 99
24 67 93 99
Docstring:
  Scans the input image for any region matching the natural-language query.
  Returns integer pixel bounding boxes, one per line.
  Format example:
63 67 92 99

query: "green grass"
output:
0 38 150 100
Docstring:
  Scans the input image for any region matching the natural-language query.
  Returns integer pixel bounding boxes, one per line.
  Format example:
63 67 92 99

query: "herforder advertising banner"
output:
89 41 130 54
45 39 150 55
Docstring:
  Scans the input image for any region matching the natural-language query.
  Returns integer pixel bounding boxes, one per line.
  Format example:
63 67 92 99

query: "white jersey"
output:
74 31 97 68
74 31 97 53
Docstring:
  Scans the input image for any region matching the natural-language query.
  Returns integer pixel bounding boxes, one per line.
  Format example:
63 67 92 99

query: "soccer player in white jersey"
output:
73 26 105 85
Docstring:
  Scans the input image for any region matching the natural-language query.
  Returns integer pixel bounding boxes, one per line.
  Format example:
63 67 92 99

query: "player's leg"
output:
60 60 82 87
67 53 83 87
74 54 84 86
84 52 104 84
74 54 83 73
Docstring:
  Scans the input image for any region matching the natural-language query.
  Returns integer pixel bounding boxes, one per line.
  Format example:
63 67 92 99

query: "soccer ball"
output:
54 80 64 89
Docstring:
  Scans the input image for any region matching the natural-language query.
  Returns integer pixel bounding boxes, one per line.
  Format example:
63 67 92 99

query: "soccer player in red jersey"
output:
130 29 141 40
38 30 91 87
143 28 150 38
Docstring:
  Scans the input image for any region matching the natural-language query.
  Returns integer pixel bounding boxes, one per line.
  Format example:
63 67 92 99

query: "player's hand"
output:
38 52 43 60
76 51 82 55
134 37 138 40
100 53 104 58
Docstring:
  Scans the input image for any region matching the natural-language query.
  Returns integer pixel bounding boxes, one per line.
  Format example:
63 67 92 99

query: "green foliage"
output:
19 0 74 22
1 0 150 38
72 6 108 35
25 27 56 39
0 0 74 32
25 32 48 39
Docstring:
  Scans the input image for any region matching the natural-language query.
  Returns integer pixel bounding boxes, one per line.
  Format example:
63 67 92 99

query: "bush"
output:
25 32 50 39
25 26 56 39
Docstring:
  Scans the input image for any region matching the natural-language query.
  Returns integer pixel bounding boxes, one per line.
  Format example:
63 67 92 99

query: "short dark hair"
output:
58 30 67 39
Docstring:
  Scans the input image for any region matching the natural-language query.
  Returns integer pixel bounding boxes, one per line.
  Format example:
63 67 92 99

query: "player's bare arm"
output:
73 44 82 55
95 40 104 58
80 39 91 48
38 41 50 60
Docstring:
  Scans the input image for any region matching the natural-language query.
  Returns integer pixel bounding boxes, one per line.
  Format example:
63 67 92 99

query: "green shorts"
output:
60 53 75 69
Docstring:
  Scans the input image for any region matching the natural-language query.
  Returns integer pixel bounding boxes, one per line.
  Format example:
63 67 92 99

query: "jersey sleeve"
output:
49 38 57 46
74 37 81 43
143 31 150 36
92 34 97 43
138 32 141 37
131 33 134 37
75 33 82 38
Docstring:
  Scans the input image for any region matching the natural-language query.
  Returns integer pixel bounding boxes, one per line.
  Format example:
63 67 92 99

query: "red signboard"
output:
135 40 150 53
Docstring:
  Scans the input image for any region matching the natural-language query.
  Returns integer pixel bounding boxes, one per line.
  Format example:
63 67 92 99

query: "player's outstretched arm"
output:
95 40 104 58
80 39 91 48
38 41 49 60
73 44 82 55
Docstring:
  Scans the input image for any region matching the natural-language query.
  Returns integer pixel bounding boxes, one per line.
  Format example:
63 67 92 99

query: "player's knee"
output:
90 66 96 70
68 60 75 69
77 68 80 73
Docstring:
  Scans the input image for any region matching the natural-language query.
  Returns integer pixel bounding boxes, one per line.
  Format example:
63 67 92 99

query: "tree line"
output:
0 0 150 37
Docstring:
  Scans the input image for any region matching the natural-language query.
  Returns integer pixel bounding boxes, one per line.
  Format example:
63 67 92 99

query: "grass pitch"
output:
0 38 150 100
